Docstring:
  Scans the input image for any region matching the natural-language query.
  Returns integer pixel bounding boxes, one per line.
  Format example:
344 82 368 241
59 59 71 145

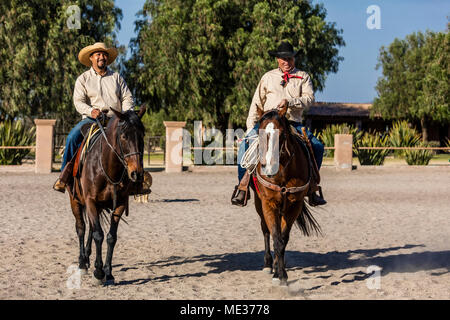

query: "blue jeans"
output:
237 122 324 181
61 117 96 170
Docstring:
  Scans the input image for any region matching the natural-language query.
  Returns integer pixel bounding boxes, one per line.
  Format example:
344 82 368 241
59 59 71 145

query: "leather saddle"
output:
72 122 103 177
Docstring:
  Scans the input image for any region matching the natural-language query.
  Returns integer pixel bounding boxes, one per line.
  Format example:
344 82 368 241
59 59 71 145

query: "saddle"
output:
72 122 104 177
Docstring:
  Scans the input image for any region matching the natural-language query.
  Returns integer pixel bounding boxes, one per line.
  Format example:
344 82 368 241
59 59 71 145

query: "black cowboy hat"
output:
268 41 299 59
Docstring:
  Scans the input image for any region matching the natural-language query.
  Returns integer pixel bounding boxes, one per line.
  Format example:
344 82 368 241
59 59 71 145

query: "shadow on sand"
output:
114 244 450 288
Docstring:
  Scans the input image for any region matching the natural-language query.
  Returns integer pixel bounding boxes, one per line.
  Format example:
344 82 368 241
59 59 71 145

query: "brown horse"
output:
251 105 321 286
67 106 146 285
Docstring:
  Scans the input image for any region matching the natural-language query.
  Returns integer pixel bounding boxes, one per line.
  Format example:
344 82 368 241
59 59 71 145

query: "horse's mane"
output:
109 110 145 133
258 109 290 132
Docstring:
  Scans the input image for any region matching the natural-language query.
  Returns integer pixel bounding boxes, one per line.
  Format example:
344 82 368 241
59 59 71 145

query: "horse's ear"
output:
278 104 288 118
256 107 264 120
111 107 125 120
137 105 147 119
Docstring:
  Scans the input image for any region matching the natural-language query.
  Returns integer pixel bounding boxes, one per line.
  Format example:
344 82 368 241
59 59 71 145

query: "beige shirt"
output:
73 67 134 118
246 68 315 130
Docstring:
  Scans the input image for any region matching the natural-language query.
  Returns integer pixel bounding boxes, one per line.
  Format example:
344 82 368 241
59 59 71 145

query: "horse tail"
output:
295 201 322 237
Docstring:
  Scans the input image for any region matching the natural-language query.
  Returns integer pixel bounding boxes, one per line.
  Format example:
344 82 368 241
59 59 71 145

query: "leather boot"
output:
308 186 327 206
53 179 66 193
231 171 251 207
53 160 75 193
129 171 152 196
231 186 250 207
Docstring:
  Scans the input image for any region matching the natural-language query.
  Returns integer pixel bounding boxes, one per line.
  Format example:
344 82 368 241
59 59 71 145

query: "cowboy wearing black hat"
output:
231 41 326 207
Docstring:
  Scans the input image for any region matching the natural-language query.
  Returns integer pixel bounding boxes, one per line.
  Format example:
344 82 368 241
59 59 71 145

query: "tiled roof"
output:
306 102 375 117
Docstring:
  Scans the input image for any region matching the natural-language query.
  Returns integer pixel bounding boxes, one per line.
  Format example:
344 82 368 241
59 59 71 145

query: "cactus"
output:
0 120 35 165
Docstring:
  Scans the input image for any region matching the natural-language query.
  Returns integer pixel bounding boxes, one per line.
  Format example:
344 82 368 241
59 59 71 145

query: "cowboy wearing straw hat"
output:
53 42 142 193
231 41 326 207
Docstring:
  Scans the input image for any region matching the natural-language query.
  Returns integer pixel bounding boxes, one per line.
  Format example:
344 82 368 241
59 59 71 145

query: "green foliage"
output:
316 123 362 157
0 0 123 127
0 120 35 165
141 109 167 137
353 132 390 165
126 0 345 130
372 30 449 140
404 142 434 165
388 120 421 157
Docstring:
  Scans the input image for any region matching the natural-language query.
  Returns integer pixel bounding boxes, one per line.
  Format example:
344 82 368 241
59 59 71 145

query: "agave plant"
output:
388 120 421 158
354 131 390 165
404 142 434 165
316 123 363 157
0 120 35 165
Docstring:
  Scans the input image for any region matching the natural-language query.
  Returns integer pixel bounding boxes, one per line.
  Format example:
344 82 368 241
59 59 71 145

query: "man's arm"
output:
287 72 315 109
246 77 267 130
118 74 134 112
73 76 95 117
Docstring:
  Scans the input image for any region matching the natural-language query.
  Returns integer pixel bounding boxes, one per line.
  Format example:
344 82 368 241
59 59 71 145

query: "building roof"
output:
306 102 375 118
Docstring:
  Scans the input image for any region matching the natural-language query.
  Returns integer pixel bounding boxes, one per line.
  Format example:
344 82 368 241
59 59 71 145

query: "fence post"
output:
334 134 353 170
34 119 57 174
163 121 186 173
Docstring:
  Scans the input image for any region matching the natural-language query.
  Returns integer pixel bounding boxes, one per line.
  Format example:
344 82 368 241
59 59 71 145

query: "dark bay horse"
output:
252 105 321 286
67 106 146 285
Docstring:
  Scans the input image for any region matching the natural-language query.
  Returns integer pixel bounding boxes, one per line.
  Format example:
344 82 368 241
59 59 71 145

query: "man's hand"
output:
277 99 288 109
91 108 101 119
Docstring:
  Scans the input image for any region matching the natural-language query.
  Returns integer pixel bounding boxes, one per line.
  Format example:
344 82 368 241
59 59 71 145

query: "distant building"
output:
304 102 449 144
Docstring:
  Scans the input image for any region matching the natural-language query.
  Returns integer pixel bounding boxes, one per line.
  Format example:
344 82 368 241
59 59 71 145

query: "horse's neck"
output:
281 132 309 183
101 126 125 181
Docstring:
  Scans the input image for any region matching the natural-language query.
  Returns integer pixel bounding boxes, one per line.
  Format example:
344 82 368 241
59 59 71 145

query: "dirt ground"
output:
0 166 449 300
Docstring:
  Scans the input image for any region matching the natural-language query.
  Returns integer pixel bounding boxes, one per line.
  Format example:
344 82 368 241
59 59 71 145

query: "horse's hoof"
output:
104 275 115 286
263 267 272 274
79 268 88 275
272 277 280 284
92 274 105 286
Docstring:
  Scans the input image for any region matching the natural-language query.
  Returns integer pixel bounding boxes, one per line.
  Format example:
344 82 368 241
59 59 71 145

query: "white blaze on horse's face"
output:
259 122 280 176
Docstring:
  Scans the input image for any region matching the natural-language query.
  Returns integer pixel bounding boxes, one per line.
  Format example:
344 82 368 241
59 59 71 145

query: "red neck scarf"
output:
282 71 302 85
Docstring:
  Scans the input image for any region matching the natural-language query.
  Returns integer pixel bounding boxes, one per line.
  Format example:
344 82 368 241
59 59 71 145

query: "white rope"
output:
241 134 260 174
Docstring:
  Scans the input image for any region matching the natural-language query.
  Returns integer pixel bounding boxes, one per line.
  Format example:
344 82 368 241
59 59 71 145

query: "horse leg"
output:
272 213 288 286
85 222 93 269
255 195 272 273
103 202 126 285
86 200 105 283
69 197 88 272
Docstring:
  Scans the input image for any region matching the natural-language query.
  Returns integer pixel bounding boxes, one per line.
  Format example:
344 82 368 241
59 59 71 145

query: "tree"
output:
0 0 123 129
372 30 449 141
126 0 344 130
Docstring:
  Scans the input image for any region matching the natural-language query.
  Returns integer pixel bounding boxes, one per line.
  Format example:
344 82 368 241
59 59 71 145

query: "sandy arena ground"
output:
0 166 449 300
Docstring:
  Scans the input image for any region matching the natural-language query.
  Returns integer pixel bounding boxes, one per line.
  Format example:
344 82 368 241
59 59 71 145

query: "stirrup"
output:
231 185 249 207
308 186 326 206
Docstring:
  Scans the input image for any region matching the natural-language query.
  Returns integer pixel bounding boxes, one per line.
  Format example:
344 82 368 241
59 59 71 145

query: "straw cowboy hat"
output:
268 41 300 59
78 42 118 67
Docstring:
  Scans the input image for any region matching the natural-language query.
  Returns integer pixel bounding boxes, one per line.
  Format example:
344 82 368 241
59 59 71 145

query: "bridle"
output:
96 117 142 173
96 116 143 210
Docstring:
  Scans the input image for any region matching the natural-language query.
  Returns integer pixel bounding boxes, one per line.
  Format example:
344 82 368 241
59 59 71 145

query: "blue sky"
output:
115 0 449 103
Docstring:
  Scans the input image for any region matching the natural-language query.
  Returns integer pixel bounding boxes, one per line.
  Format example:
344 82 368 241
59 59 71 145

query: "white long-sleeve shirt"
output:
73 67 134 118
246 68 315 130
